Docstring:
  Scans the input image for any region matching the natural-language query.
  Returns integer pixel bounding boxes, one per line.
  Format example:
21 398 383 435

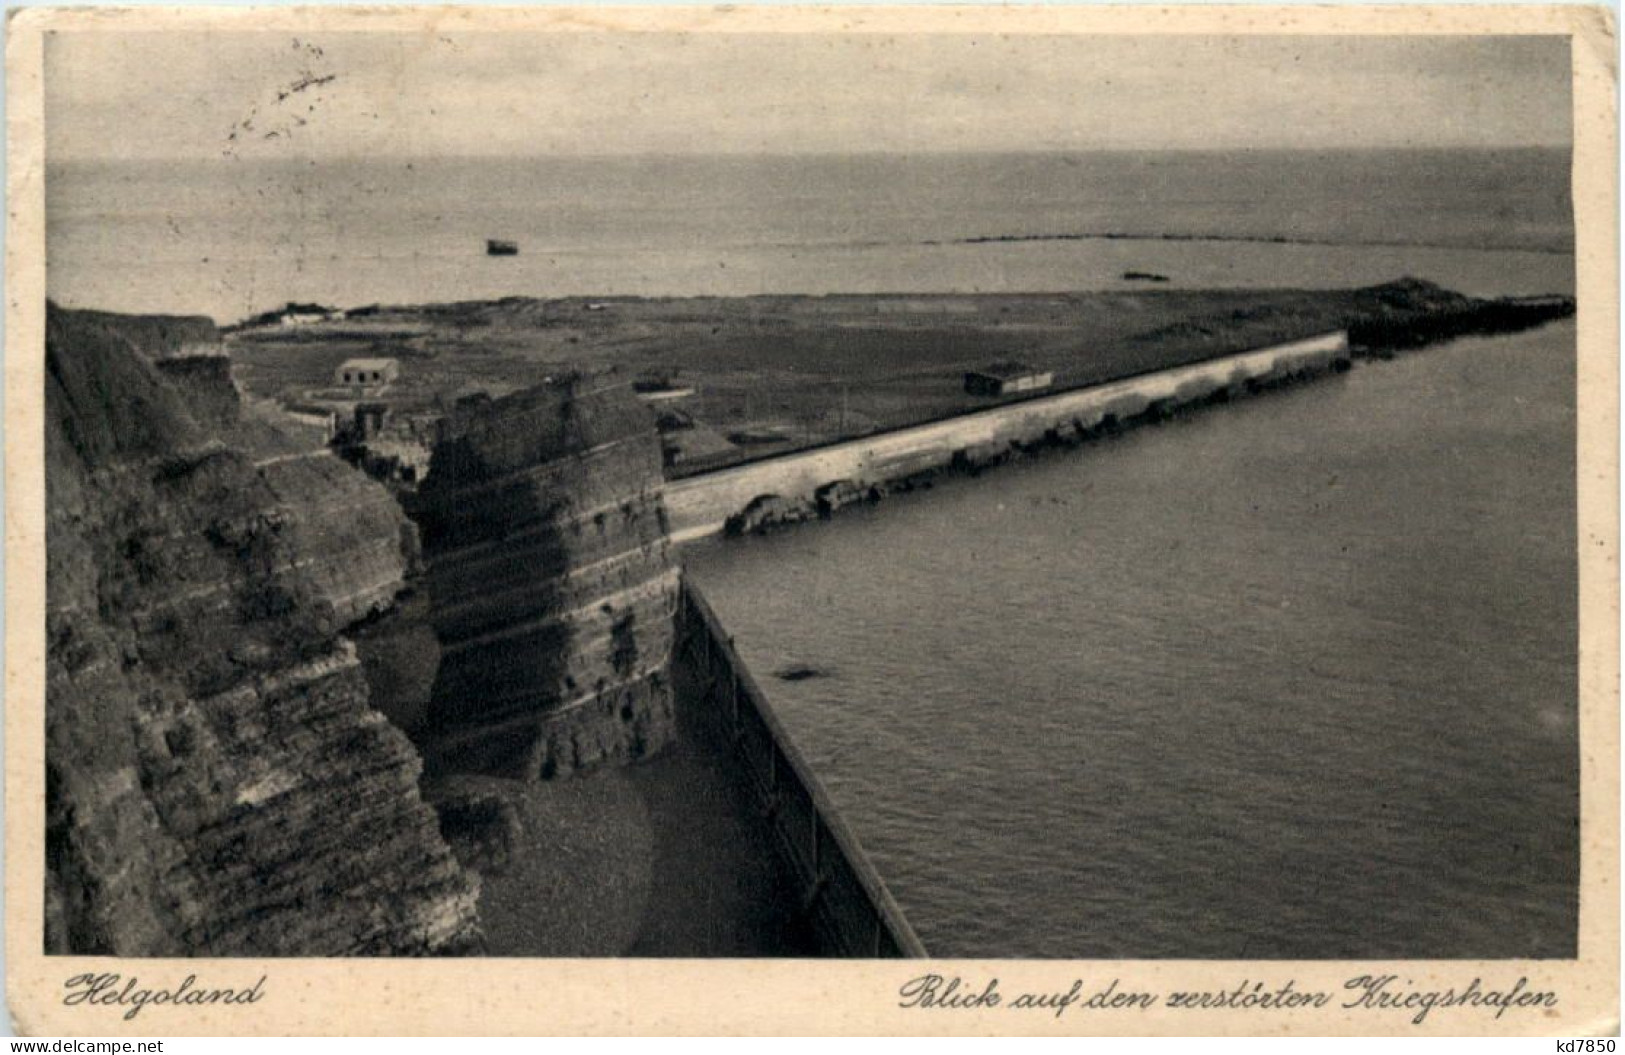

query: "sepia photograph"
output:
7 3 1617 1036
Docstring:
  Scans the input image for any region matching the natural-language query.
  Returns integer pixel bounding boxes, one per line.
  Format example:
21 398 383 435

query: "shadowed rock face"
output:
153 356 241 430
410 379 678 780
45 305 481 956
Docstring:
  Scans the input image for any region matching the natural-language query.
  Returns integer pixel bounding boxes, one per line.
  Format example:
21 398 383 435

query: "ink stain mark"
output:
276 73 337 103
223 38 339 157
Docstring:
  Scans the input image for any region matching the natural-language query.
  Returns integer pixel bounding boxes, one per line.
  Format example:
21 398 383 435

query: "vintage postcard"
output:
4 3 1617 1036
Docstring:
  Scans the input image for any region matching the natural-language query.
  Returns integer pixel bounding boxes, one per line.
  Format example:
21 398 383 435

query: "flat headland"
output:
227 278 1573 478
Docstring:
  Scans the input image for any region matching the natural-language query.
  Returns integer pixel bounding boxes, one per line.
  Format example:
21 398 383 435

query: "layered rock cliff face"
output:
152 355 242 431
409 380 679 780
45 304 481 956
50 306 218 360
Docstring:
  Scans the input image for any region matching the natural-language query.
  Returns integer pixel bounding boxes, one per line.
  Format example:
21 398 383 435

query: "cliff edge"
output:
44 304 481 956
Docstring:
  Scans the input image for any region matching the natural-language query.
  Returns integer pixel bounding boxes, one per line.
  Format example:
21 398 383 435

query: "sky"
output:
44 31 1572 161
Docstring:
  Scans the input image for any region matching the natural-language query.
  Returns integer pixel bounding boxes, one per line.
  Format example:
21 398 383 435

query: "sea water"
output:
46 149 1571 322
684 320 1578 958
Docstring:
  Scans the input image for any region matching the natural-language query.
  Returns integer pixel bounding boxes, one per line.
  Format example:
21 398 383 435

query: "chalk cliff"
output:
409 379 679 780
45 304 480 956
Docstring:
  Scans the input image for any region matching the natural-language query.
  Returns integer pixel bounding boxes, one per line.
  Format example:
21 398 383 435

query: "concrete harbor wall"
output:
663 331 1351 542
676 581 928 958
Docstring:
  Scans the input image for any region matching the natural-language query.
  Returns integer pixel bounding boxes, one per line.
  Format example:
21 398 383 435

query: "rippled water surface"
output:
685 322 1578 958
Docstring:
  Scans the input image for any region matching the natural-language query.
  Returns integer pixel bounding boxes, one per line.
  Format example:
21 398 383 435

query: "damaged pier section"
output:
675 584 927 957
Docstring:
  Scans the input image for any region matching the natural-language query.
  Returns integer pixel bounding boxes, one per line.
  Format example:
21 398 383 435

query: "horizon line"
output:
48 142 1575 165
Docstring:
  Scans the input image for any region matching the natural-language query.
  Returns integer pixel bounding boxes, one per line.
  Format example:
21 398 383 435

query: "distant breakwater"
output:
663 295 1573 543
944 231 1574 256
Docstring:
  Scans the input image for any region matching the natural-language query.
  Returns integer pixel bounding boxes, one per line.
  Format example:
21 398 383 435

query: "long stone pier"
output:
663 331 1352 542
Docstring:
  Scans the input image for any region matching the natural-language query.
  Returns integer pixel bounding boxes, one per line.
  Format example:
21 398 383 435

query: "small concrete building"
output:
964 362 1054 397
335 357 399 389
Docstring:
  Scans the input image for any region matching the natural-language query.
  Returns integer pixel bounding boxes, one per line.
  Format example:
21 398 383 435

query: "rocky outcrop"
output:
409 378 678 780
1345 278 1576 349
45 304 480 956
